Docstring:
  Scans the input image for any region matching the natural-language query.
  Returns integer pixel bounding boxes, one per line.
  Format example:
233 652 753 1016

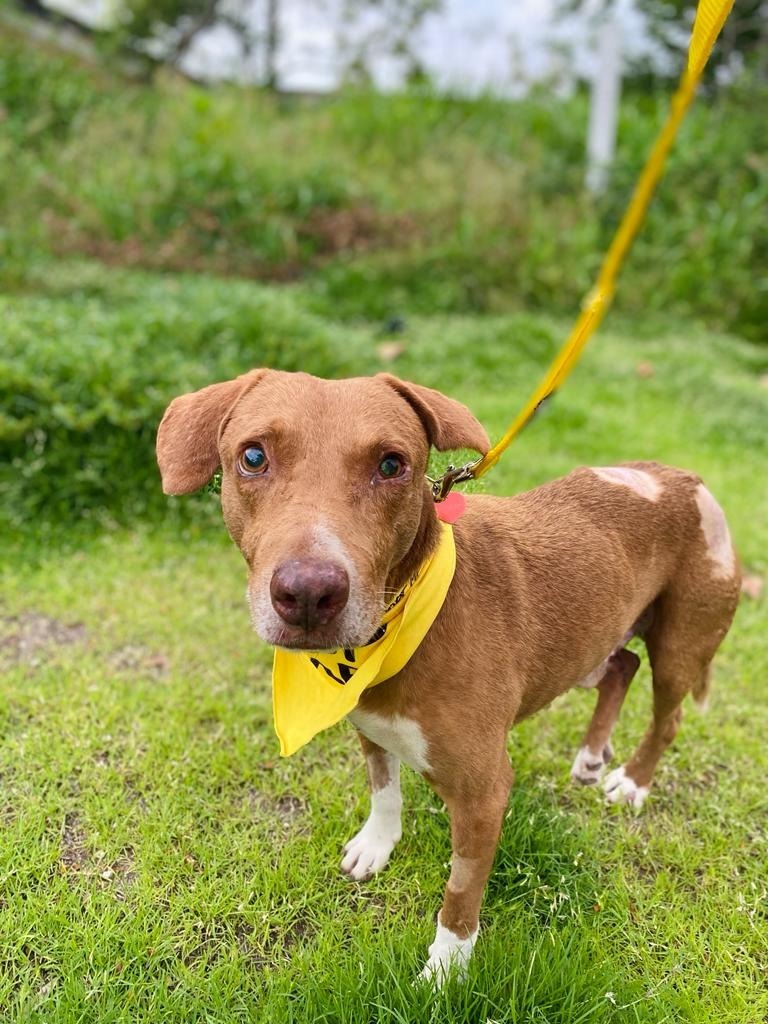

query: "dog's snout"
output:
270 560 350 630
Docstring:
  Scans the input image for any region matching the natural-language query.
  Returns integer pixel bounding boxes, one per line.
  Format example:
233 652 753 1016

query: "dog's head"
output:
157 370 488 651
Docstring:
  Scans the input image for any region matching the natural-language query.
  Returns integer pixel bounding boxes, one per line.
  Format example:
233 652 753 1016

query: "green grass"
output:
1 264 766 1021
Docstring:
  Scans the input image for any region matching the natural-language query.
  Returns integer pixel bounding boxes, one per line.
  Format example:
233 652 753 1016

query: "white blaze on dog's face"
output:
156 369 489 652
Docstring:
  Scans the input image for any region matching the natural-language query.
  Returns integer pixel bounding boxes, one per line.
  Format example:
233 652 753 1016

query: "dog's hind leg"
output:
571 648 640 785
341 733 402 880
604 562 739 808
420 746 513 986
603 651 690 810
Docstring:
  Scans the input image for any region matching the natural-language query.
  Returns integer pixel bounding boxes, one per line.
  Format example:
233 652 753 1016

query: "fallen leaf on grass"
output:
376 341 405 362
741 574 764 600
0 613 87 669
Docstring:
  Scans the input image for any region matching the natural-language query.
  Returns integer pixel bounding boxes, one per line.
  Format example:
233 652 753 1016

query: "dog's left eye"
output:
238 445 269 477
378 453 406 479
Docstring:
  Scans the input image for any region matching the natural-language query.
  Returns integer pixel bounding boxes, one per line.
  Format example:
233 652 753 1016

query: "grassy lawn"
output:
1 269 766 1022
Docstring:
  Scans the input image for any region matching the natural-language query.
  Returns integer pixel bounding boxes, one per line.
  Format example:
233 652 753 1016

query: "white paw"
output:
340 819 401 880
417 922 477 988
604 765 649 809
570 743 612 785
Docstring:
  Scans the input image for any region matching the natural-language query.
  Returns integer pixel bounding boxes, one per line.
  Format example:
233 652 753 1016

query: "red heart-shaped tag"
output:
435 491 467 523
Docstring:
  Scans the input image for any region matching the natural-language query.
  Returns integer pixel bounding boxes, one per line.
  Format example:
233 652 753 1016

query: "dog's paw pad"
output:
340 825 399 881
603 765 649 809
570 746 606 785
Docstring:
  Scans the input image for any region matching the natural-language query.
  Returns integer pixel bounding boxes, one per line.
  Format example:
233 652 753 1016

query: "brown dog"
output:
156 369 740 983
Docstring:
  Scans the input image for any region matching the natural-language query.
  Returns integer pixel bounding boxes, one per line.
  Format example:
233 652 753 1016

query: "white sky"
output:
44 0 670 94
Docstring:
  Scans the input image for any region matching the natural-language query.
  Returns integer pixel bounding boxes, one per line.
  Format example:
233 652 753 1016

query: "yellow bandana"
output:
272 523 456 756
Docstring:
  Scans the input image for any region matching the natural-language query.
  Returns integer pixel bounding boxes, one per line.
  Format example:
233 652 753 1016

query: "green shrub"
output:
0 265 371 526
66 90 358 265
0 33 107 144
0 34 765 341
305 84 767 340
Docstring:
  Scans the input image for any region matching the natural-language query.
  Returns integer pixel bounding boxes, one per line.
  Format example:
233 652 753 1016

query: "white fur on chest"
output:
348 710 432 773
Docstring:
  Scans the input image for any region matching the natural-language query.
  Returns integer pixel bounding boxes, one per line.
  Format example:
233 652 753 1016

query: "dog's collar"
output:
271 522 456 756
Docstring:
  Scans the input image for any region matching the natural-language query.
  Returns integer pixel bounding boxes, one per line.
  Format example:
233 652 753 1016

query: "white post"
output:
586 14 622 194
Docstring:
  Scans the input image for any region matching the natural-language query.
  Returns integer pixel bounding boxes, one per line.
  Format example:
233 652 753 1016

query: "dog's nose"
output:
270 560 350 630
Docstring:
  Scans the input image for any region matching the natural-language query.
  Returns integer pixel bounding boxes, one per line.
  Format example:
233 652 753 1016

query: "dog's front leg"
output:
421 751 513 985
341 733 402 880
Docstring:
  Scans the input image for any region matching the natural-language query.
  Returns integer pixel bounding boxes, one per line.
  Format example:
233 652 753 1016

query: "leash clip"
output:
429 460 480 503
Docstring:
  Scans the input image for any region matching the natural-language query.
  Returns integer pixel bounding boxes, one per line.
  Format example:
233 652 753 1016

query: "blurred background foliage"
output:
1 18 765 333
0 1 766 529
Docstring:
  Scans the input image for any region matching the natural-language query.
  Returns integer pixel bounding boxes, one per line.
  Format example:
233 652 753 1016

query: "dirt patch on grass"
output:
182 917 313 971
42 202 420 280
247 790 307 831
108 643 169 677
59 813 137 897
256 915 316 965
42 210 303 281
98 846 138 899
226 915 317 970
0 612 87 670
299 203 420 256
274 794 305 822
60 812 90 873
122 773 150 815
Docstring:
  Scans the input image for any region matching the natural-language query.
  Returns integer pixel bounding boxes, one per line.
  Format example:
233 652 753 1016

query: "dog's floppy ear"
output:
156 370 265 495
378 374 490 454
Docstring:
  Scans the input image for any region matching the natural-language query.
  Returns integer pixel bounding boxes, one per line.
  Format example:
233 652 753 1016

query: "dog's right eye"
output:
378 453 406 479
238 445 269 477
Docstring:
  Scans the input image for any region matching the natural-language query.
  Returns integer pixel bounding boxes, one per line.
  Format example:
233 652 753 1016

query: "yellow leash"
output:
431 0 735 501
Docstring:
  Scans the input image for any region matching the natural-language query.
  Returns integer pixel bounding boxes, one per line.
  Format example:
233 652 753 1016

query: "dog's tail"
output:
692 662 713 712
